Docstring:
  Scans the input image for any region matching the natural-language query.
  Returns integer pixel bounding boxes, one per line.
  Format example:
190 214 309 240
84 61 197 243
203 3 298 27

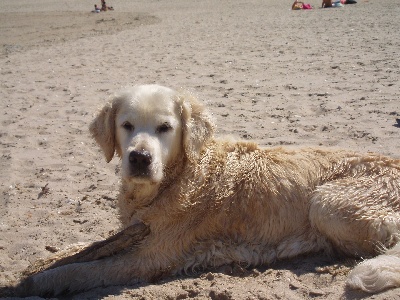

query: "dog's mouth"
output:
126 170 161 185
129 169 151 178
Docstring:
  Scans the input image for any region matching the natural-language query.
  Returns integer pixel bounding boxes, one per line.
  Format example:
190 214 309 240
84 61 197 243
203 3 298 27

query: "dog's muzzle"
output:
129 150 152 177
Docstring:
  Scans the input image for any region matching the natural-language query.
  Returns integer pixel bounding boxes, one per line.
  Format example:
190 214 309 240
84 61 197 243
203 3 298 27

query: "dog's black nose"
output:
129 150 152 175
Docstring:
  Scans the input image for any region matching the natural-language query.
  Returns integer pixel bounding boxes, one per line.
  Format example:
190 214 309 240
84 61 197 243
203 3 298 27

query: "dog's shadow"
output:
269 254 372 300
53 253 374 300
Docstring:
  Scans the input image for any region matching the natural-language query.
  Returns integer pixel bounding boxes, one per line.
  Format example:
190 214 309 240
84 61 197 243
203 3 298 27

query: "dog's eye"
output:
122 122 134 131
156 123 172 133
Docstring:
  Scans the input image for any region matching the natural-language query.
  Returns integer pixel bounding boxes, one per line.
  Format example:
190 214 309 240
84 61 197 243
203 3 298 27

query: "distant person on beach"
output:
92 4 101 13
101 0 114 11
101 0 107 11
292 0 312 10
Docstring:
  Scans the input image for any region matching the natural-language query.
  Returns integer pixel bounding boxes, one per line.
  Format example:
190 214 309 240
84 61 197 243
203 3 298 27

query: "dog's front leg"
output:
13 239 181 297
14 253 142 296
7 223 150 297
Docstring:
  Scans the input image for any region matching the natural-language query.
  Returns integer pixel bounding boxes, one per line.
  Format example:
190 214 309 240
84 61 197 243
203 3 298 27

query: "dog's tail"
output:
347 242 400 293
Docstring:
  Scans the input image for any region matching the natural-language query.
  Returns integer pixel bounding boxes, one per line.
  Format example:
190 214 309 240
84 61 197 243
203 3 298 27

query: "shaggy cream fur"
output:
11 85 400 296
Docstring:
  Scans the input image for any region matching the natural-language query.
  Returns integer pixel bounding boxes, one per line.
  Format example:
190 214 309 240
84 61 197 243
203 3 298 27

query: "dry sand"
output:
0 0 399 299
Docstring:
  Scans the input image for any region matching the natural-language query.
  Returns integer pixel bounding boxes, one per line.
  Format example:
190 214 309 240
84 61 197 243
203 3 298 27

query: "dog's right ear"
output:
89 98 121 163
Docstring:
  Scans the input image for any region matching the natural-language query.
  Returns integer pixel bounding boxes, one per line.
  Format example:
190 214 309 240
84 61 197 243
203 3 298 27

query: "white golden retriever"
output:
8 84 400 296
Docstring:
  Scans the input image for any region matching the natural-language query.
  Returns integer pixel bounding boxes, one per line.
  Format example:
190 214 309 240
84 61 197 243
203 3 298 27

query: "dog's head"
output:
90 84 214 184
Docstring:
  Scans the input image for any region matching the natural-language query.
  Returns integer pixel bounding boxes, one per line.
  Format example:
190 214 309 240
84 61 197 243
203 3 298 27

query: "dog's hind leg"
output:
309 175 400 292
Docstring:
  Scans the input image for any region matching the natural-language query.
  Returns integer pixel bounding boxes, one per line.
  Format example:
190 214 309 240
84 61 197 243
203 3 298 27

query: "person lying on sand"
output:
292 0 312 10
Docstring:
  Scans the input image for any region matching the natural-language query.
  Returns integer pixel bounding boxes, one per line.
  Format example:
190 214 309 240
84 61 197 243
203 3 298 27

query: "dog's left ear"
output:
90 97 122 163
179 92 215 162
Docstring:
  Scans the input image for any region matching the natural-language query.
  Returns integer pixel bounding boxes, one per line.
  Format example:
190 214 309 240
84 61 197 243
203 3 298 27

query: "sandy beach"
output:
0 0 399 299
